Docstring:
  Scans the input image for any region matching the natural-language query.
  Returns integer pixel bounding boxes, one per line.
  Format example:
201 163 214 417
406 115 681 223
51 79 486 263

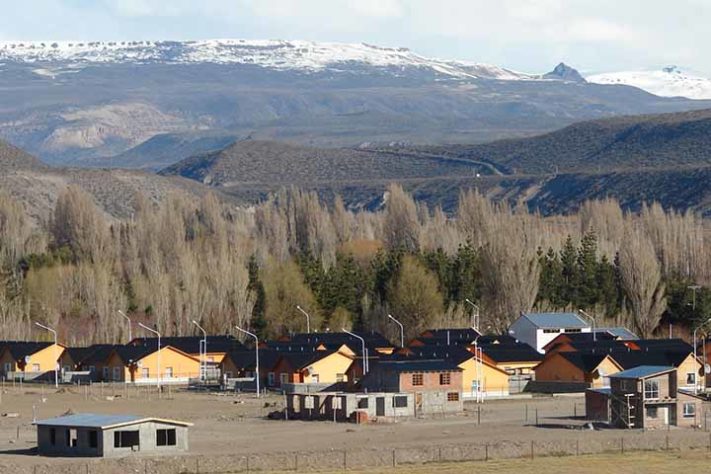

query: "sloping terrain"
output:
0 139 234 224
419 108 711 174
159 139 490 185
1 40 709 166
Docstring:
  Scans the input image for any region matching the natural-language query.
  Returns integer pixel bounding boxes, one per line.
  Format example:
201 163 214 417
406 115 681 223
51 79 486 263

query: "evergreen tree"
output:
560 235 579 307
577 230 599 309
247 255 267 338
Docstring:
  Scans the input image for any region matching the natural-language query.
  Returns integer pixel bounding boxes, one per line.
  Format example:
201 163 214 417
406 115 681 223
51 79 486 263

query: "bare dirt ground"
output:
0 383 709 473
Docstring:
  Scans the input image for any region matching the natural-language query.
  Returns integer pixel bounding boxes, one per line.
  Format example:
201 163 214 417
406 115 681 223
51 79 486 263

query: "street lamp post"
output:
343 329 368 374
33 322 58 388
465 299 480 331
693 317 711 393
192 320 207 381
118 310 132 342
138 323 161 389
296 305 311 334
235 326 259 398
578 309 596 342
387 314 404 348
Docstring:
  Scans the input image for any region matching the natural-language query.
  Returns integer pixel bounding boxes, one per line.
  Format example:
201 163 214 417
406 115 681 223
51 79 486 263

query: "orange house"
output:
0 342 65 380
534 352 622 388
101 345 201 384
271 350 354 388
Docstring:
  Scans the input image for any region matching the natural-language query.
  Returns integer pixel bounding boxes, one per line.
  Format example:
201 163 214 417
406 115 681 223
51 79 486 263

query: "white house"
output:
508 312 591 353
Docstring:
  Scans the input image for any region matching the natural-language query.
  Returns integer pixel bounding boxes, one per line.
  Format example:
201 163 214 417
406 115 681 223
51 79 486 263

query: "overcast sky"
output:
3 0 710 75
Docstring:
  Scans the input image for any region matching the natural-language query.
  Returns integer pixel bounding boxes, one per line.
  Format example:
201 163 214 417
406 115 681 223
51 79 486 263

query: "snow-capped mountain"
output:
0 39 533 80
588 66 711 100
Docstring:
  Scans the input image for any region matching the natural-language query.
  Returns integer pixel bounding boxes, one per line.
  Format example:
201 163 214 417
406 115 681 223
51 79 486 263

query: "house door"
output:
660 406 670 425
376 397 385 416
415 392 423 415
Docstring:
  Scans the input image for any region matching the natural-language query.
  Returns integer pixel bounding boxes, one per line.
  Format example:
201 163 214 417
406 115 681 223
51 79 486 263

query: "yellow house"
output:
610 351 703 392
129 336 246 366
271 350 354 388
102 345 201 384
0 342 66 380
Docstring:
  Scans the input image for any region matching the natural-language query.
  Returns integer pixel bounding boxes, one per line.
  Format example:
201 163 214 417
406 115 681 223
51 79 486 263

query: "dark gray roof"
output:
33 413 192 428
520 312 588 329
596 327 638 340
481 344 542 363
0 341 53 359
129 336 245 354
609 366 675 379
375 359 462 373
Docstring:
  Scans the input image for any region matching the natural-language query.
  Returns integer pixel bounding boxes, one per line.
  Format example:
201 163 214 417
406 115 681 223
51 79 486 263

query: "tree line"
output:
0 185 709 346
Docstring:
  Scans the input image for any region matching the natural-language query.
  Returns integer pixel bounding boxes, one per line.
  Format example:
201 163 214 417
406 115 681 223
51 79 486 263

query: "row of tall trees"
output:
0 184 709 345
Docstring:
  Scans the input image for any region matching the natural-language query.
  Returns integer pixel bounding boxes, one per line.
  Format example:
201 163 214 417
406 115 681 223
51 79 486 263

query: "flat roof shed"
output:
34 413 192 457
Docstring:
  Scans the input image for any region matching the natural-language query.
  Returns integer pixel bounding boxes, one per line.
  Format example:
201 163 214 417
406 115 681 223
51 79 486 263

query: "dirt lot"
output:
0 383 709 473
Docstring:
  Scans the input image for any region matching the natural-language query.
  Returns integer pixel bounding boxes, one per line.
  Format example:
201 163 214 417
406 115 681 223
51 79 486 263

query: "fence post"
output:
525 404 528 424
485 443 489 461
477 406 481 425
343 450 347 470
620 437 624 454
576 439 579 456
574 403 577 418
530 440 534 459
535 408 538 426
294 453 298 471
196 458 200 474
666 434 669 451
392 449 396 467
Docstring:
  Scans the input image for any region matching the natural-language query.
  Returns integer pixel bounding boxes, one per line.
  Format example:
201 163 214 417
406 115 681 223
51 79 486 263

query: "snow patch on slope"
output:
0 39 533 80
588 66 711 100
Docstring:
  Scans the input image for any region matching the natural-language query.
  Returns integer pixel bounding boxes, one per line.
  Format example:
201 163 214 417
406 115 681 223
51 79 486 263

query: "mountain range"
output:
1 39 710 166
589 66 711 100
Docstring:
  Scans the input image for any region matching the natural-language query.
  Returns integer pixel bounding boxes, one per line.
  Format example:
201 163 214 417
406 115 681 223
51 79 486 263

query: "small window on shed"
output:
683 403 696 418
357 398 369 409
49 428 56 446
447 392 460 402
67 429 77 447
412 373 424 386
157 428 176 446
439 372 451 385
393 396 408 408
89 430 98 448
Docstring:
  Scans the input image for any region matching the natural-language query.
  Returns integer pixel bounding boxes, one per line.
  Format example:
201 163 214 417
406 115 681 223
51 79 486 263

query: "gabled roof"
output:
281 331 393 351
480 344 542 363
396 346 476 365
595 327 638 340
419 328 481 342
516 312 589 329
609 366 675 379
558 352 616 373
33 413 192 429
129 335 245 354
277 350 347 370
609 350 694 370
374 359 462 373
69 344 121 366
222 349 281 372
0 341 53 360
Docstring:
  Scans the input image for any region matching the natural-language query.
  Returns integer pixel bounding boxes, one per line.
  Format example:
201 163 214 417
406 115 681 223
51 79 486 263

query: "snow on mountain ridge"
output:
0 39 531 80
588 67 711 100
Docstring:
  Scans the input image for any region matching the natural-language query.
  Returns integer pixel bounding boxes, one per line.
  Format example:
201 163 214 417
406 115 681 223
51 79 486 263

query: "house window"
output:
156 429 176 446
113 367 121 381
620 380 635 393
647 406 658 419
336 373 345 383
32 363 40 372
686 373 696 386
311 374 319 383
89 430 98 448
543 329 560 334
165 367 173 378
141 368 149 379
3 362 11 373
439 373 451 385
88 366 96 374
357 398 369 409
49 428 56 446
447 392 460 402
393 396 408 408
103 367 109 380
66 429 77 447
280 373 288 385
412 373 424 386
114 430 140 448
564 328 582 333
644 379 660 399
304 396 315 409
683 402 696 418
267 372 275 386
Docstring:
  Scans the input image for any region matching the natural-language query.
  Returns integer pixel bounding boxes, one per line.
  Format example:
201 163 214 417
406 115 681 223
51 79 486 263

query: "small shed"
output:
34 413 192 457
